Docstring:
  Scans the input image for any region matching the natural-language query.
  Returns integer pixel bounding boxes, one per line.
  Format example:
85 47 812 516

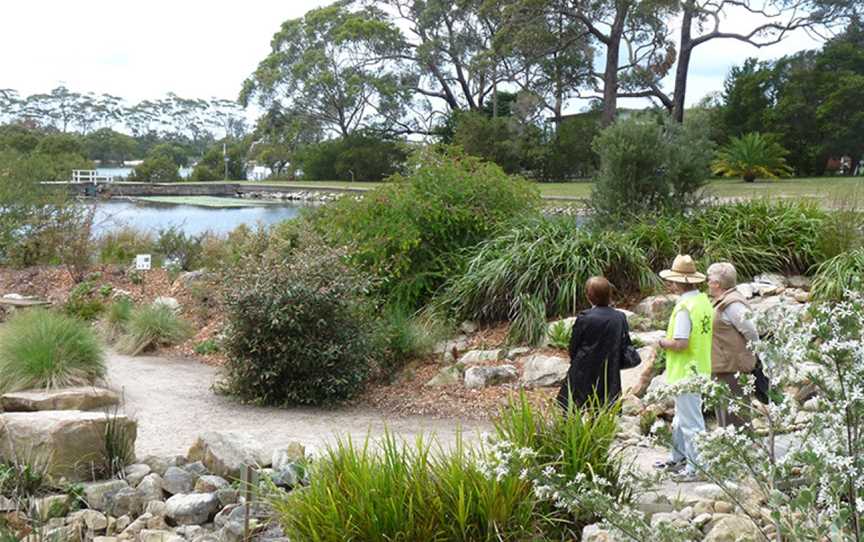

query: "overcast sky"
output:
0 1 823 113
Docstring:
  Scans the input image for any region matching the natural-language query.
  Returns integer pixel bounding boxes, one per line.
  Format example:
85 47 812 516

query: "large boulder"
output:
520 355 569 388
459 349 504 364
703 515 760 542
187 432 270 480
83 480 130 511
464 365 518 389
424 366 463 387
163 466 195 495
1 387 120 412
634 295 679 323
0 411 136 482
165 492 220 525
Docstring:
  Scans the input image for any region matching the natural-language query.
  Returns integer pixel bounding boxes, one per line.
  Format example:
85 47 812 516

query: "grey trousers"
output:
671 393 705 473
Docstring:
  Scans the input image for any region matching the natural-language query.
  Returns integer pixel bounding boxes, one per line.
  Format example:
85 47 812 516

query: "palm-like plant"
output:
712 132 794 182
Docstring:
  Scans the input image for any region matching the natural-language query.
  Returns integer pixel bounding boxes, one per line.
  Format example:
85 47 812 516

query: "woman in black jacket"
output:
557 276 635 410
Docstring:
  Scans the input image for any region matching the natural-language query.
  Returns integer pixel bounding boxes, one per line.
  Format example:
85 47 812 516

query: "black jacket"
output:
557 306 632 410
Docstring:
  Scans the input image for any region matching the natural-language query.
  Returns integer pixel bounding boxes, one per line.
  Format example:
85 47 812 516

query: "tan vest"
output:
711 289 757 374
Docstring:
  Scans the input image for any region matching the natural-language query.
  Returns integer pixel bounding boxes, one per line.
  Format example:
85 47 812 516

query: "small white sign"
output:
135 254 152 271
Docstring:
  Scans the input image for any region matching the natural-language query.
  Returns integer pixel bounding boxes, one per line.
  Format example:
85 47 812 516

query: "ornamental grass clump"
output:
433 216 657 325
118 304 192 356
0 309 105 393
810 247 864 301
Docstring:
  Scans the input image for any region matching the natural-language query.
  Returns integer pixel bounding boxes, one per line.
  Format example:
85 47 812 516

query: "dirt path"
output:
106 352 490 458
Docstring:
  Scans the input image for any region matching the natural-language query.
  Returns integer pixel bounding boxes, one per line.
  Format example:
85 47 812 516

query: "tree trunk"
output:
601 9 628 127
672 8 694 123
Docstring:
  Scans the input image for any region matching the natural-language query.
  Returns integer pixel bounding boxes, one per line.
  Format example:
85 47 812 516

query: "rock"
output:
106 486 142 517
459 321 478 334
703 515 760 542
120 513 152 538
152 297 180 313
80 509 108 531
441 350 456 364
802 397 820 412
176 270 208 287
650 511 690 529
753 273 788 289
581 523 615 542
194 475 230 493
692 482 749 502
271 465 302 489
506 347 532 359
215 503 272 541
693 512 713 529
272 442 305 469
459 349 504 364
163 466 195 495
139 530 177 542
84 480 129 511
621 395 644 417
216 488 239 507
93 537 119 542
0 411 136 482
635 295 678 323
520 355 569 387
115 515 132 532
464 365 517 389
165 492 220 525
424 366 463 387
187 432 271 480
147 500 168 517
787 275 811 290
794 290 810 303
174 525 204 540
137 473 165 502
736 283 755 299
147 514 170 530
432 336 470 355
0 387 120 412
184 461 209 478
124 463 152 486
693 500 714 515
140 455 185 477
714 501 733 514
630 330 666 347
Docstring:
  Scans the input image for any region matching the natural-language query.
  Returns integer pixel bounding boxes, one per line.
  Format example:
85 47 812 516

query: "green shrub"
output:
712 132 793 182
129 154 179 182
0 309 105 393
811 248 864 301
219 230 381 406
313 146 540 309
118 305 192 356
493 394 626 531
591 114 713 221
96 227 156 265
547 319 572 350
156 226 206 271
272 432 538 542
507 293 547 346
193 338 220 355
378 308 440 376
63 281 105 321
0 458 49 499
297 133 407 182
434 216 657 325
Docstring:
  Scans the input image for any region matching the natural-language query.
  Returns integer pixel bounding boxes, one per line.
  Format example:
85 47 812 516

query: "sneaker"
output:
671 469 702 483
653 459 685 472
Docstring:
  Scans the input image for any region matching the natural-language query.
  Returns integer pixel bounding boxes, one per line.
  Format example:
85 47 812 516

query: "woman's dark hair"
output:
586 276 611 307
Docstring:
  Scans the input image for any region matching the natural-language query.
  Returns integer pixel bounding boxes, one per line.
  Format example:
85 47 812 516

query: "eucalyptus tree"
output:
240 1 411 137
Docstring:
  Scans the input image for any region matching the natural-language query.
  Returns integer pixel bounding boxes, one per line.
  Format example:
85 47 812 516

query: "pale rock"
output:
424 366 463 387
124 463 152 486
692 483 746 501
165 492 220 525
84 480 130 511
736 283 755 299
163 467 195 495
194 475 230 493
0 411 136 482
0 387 120 412
216 488 238 507
120 513 152 538
272 442 305 469
459 349 504 364
140 455 185 477
107 486 143 517
802 397 820 412
650 512 689 529
694 512 713 529
137 473 165 503
794 290 811 303
183 461 209 478
519 354 569 387
187 432 271 480
0 496 15 512
271 464 303 489
146 514 170 530
634 295 679 323
714 501 733 514
80 509 108 531
506 347 531 358
139 529 176 542
693 500 714 515
441 350 456 364
115 515 132 532
176 270 208 287
146 500 168 517
787 275 811 290
152 297 180 313
464 365 517 389
630 330 666 347
93 537 119 542
581 523 617 542
621 395 644 417
703 515 760 542
174 525 204 539
459 320 478 334
432 336 470 355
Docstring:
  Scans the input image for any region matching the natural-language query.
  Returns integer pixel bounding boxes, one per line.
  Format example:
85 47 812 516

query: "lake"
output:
91 198 304 236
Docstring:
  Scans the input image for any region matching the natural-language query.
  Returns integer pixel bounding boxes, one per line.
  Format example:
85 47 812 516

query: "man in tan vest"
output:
706 262 758 427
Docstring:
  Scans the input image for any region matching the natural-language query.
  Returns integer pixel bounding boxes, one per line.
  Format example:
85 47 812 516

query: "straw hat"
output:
659 255 706 284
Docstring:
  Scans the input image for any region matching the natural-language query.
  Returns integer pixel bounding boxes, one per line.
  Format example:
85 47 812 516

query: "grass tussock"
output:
811 248 864 301
0 309 105 393
433 216 658 325
118 304 192 356
103 296 134 343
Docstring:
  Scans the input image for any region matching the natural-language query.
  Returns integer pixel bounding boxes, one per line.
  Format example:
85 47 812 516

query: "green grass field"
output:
228 176 864 202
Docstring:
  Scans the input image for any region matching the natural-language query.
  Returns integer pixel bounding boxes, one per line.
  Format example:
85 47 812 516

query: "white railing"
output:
71 170 115 184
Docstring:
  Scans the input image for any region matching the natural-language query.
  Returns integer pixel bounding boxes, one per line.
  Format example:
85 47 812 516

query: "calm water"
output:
91 199 303 236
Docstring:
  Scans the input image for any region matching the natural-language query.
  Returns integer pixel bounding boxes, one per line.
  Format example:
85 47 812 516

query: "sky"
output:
0 1 824 114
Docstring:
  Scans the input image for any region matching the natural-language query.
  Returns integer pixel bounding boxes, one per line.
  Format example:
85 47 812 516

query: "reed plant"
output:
118 304 192 356
0 309 105 393
810 248 864 301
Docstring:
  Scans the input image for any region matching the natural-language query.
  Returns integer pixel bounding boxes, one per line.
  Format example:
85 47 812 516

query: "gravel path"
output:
106 352 489 458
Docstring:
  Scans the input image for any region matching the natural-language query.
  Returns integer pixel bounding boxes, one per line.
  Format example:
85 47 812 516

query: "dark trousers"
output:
713 372 750 428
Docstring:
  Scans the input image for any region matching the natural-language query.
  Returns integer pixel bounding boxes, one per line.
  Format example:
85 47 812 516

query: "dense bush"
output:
433 216 658 325
129 154 179 182
0 309 105 393
191 140 248 181
313 147 540 309
118 304 192 355
297 133 407 182
590 114 713 221
452 111 543 175
156 227 206 271
96 227 157 265
63 281 106 321
219 230 382 406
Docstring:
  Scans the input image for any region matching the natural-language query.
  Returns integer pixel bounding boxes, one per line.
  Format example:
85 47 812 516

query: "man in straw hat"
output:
654 255 714 481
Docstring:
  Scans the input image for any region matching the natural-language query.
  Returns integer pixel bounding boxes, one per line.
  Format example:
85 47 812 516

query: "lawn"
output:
229 177 864 203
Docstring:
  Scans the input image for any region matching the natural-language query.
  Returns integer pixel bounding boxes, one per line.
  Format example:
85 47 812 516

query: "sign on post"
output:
135 254 152 271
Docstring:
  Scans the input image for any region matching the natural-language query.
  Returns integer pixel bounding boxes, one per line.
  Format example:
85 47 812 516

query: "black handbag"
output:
621 345 642 369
